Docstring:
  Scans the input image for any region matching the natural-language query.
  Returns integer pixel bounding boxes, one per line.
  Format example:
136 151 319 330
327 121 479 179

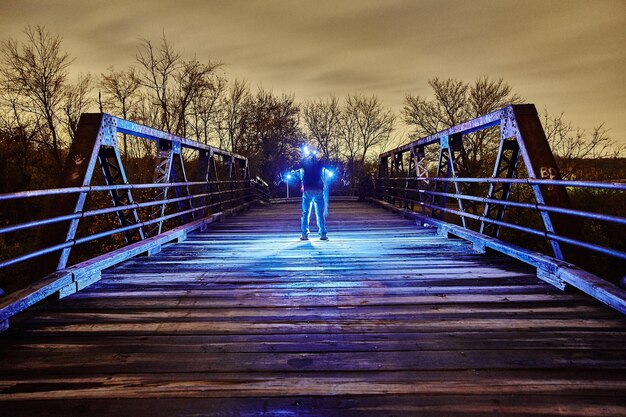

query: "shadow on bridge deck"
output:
1 201 625 416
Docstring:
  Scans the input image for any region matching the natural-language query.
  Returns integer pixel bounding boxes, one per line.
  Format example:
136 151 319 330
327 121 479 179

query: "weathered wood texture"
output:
1 201 625 416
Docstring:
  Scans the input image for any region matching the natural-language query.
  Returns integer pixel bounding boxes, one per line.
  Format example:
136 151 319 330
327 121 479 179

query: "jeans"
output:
301 188 327 237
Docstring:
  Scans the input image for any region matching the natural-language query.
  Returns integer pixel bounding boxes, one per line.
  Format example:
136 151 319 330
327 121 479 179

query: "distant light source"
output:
303 145 310 156
286 173 292 180
326 170 334 178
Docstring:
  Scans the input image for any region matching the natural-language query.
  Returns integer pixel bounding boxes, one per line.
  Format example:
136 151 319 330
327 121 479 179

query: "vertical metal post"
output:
145 140 173 237
212 154 222 213
508 105 578 260
98 145 144 243
378 155 389 201
52 114 114 270
445 133 478 229
414 145 429 215
228 156 236 209
430 136 451 220
170 144 194 224
197 150 210 218
480 134 521 236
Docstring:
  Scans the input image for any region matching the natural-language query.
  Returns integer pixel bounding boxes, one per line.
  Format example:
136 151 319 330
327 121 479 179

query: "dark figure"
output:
358 174 374 202
292 151 332 241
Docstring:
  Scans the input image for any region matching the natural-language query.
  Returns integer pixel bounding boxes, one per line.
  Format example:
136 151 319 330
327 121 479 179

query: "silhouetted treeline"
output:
1 26 624 291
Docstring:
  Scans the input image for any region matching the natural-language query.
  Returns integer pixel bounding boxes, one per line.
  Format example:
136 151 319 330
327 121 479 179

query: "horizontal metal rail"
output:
375 104 625 313
0 180 251 201
379 177 626 191
0 183 260 270
379 108 504 158
377 190 626 261
0 187 248 236
0 112 274 332
379 183 626 227
115 117 247 160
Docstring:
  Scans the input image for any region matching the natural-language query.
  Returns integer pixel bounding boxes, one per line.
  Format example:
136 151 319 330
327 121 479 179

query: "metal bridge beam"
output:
37 113 252 275
377 104 581 263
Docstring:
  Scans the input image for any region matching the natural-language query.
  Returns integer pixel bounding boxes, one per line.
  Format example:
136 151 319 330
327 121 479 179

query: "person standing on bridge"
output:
291 146 333 241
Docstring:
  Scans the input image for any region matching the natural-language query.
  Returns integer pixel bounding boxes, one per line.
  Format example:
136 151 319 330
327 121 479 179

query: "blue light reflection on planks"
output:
1 201 625 416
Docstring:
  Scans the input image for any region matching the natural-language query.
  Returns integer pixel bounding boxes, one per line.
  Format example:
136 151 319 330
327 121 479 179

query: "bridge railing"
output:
0 179 265 271
373 104 626 313
0 113 269 330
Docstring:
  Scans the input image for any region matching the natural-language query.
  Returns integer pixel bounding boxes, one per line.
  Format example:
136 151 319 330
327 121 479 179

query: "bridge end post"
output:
0 287 6 331
472 240 486 254
75 270 102 292
58 269 103 298
145 245 162 256
436 225 449 238
58 282 77 299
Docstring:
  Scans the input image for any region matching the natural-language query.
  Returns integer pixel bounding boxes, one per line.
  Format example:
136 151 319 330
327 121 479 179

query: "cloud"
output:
0 0 624 142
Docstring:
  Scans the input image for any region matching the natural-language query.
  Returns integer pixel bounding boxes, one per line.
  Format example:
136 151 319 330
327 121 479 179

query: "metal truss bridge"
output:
0 105 624 416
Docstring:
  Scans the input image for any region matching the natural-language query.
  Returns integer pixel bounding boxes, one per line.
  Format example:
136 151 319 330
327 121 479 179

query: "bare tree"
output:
62 73 93 141
429 77 469 127
402 95 442 137
344 93 395 165
302 96 341 160
136 34 181 132
136 34 222 138
100 67 141 120
542 109 624 179
100 66 141 154
189 72 226 145
172 59 222 138
338 110 361 186
403 76 521 174
238 88 301 186
1 25 72 169
469 76 521 116
215 79 252 152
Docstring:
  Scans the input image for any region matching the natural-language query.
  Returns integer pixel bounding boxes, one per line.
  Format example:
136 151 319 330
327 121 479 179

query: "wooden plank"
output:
2 349 625 375
0 270 73 323
1 395 624 417
1 200 625 416
5 329 625 352
2 370 626 399
369 198 626 313
0 202 258 327
144 244 161 256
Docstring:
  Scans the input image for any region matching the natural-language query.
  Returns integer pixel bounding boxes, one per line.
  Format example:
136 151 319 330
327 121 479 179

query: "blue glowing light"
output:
286 173 292 180
326 170 334 178
303 145 310 156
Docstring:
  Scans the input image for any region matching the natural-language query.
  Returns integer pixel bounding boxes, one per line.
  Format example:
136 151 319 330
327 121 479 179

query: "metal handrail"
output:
379 184 626 226
0 179 269 270
0 188 251 235
0 180 252 201
379 176 626 190
374 104 626 313
375 188 626 261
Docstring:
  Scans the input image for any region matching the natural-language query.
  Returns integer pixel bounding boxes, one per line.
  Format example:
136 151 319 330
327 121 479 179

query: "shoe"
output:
320 235 329 241
300 235 309 241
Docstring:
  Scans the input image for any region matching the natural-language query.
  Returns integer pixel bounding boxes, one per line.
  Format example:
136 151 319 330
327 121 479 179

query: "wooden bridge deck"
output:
1 201 625 416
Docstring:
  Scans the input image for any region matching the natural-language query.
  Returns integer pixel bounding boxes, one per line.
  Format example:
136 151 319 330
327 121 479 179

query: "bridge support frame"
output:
480 136 521 237
98 145 144 243
38 113 251 275
377 104 577 262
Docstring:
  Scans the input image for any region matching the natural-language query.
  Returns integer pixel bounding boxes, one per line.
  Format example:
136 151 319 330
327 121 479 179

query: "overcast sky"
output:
1 0 624 144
